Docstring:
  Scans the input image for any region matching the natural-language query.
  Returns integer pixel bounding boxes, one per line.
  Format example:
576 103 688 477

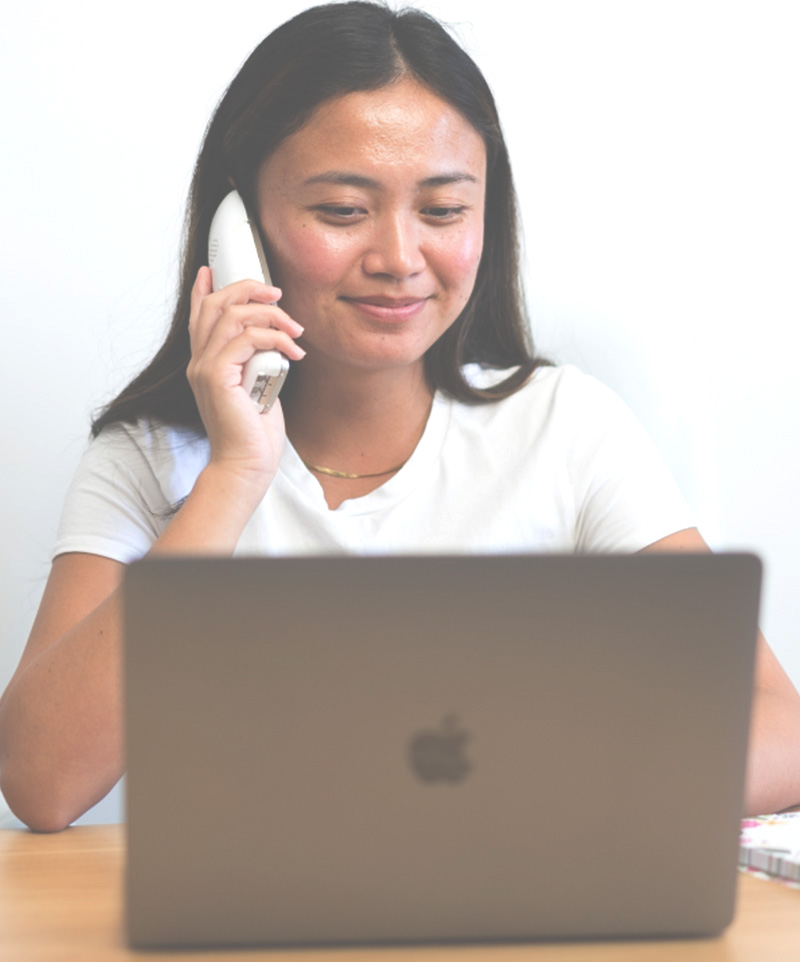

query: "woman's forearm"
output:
744 683 800 816
0 463 269 831
0 590 125 832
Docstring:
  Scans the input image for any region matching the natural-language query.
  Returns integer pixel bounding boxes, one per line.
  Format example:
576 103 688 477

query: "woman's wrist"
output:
151 461 273 557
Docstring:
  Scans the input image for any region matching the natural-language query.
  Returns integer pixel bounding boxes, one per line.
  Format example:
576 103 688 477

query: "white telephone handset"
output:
207 190 289 413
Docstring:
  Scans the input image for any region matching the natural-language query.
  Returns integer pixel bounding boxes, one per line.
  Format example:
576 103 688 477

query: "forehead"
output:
261 79 486 186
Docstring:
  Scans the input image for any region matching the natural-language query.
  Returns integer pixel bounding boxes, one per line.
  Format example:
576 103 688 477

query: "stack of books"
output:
739 812 800 887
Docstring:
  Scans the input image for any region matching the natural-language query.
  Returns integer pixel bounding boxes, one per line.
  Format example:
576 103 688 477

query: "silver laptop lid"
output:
124 553 760 948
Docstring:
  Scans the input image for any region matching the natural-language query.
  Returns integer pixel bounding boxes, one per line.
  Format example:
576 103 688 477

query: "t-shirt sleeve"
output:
558 369 696 553
52 422 207 564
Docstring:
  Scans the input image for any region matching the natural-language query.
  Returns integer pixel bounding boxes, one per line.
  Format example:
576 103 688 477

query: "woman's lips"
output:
341 295 430 322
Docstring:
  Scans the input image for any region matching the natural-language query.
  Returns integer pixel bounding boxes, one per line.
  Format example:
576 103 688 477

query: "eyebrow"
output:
302 171 480 189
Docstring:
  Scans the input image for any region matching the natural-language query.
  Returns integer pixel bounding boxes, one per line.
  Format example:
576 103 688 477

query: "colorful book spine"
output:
739 812 800 887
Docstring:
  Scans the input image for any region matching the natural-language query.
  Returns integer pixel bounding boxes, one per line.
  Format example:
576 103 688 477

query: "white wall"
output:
1 0 798 825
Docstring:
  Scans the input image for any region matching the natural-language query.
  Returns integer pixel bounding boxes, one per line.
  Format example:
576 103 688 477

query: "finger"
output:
221 278 283 306
189 329 305 399
226 300 303 337
190 279 296 357
201 303 304 359
190 324 306 381
217 328 307 368
189 267 215 355
206 278 283 310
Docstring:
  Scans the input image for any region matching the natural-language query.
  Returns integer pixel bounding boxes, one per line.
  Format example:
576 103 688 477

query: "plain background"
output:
1 0 798 825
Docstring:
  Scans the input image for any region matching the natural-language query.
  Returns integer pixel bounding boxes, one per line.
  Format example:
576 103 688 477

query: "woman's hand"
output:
0 272 309 831
187 267 306 495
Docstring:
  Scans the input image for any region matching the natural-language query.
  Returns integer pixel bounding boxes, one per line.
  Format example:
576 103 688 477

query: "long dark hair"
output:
92 1 547 436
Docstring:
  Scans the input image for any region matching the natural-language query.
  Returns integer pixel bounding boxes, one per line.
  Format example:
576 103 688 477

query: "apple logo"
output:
408 715 472 783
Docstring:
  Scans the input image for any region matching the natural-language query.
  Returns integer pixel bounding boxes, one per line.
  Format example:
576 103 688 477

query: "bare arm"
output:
0 555 124 832
0 463 275 832
643 527 800 816
0 271 305 832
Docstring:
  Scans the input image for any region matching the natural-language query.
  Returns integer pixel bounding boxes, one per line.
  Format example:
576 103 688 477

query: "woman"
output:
1 1 798 831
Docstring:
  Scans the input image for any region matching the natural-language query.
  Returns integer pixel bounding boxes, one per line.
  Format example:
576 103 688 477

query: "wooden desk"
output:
1 825 798 961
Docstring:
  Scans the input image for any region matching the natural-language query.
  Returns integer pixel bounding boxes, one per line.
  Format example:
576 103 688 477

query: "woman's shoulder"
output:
91 418 209 460
460 362 622 415
448 363 654 464
53 420 209 564
82 418 211 498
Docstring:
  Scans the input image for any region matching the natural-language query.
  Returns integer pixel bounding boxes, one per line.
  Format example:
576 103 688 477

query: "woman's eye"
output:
423 206 467 222
316 206 366 221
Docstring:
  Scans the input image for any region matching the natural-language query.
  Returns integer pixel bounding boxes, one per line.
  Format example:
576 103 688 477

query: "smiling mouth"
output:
341 295 431 321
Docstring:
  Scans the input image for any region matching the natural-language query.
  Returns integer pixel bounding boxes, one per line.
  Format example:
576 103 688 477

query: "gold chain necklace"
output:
302 458 408 480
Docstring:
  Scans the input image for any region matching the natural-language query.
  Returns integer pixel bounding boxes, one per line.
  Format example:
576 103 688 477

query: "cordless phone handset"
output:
207 190 289 413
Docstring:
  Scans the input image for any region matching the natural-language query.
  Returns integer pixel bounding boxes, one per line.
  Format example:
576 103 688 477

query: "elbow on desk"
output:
0 767 82 833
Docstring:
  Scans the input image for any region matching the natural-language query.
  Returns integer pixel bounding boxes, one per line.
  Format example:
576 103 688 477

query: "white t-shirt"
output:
52 365 695 562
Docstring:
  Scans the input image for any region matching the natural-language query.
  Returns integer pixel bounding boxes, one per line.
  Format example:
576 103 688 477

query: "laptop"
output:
123 553 760 949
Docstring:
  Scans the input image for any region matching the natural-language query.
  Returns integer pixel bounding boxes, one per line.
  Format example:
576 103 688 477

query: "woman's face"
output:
255 78 486 376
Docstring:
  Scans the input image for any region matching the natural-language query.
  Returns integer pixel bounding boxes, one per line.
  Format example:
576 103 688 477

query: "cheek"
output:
267 221 355 294
438 225 485 294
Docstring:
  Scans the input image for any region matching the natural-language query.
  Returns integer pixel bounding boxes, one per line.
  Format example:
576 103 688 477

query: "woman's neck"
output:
282 361 434 508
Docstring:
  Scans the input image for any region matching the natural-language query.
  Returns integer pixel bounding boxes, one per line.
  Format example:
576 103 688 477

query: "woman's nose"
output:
363 214 426 279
